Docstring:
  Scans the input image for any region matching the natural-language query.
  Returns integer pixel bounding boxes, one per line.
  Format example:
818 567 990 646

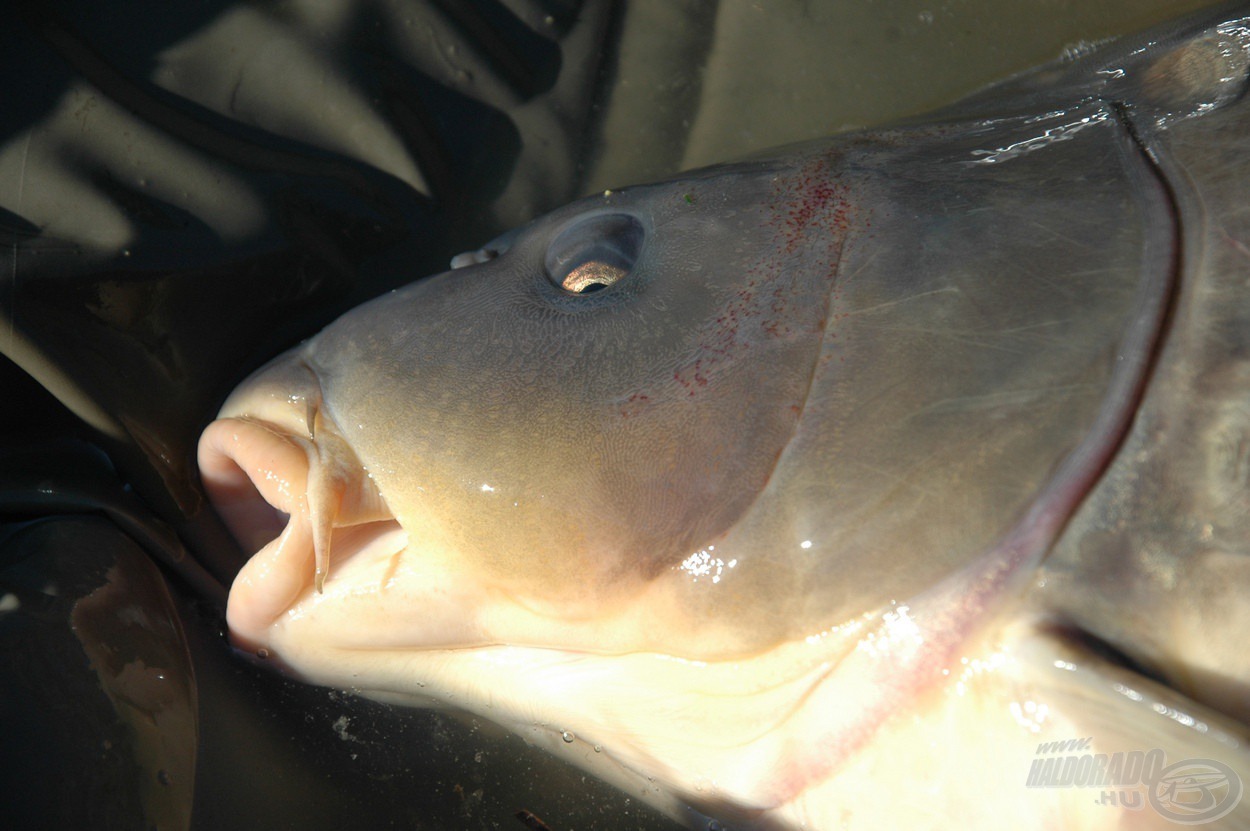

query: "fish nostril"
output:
449 247 500 269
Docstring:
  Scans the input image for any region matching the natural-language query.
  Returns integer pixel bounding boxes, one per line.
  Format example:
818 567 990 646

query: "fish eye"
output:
544 213 644 295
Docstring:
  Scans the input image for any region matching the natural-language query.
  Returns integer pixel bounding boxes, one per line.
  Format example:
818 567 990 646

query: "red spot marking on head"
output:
633 151 865 405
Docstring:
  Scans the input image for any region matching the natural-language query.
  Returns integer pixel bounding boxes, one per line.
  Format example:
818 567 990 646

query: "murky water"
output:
588 0 1218 188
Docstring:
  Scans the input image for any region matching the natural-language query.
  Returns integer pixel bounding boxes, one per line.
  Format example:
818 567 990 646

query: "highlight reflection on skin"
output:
198 6 1250 828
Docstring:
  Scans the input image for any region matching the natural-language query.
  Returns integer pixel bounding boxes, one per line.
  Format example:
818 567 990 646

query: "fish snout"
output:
197 362 400 656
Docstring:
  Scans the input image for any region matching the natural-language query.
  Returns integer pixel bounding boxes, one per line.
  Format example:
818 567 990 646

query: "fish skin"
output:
198 5 1250 828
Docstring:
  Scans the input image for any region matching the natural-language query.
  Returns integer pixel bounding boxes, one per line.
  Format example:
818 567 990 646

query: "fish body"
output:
199 5 1250 827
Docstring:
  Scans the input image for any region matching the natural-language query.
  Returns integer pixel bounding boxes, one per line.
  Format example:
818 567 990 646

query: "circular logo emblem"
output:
1149 758 1243 824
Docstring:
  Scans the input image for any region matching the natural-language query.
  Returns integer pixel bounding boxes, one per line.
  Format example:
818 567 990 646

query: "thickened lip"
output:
197 408 403 652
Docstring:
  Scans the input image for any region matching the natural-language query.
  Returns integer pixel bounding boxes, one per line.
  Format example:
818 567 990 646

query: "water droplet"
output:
707 822 723 831
157 769 171 786
593 745 602 753
561 731 575 743
256 648 269 660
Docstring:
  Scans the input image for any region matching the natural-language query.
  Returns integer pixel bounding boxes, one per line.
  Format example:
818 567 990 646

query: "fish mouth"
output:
197 407 404 653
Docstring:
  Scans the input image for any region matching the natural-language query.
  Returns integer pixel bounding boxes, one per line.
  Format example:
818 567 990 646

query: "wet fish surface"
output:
199 3 1250 827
